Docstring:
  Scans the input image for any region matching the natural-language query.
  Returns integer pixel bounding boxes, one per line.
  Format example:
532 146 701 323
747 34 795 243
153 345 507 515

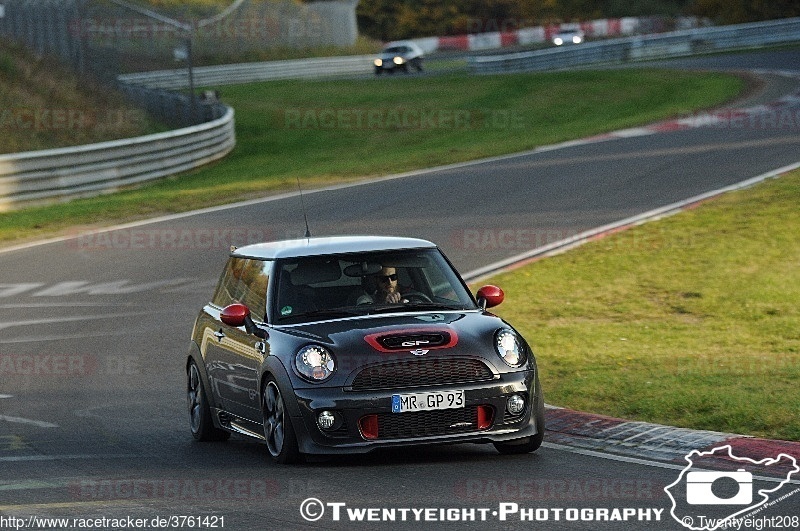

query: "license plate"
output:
391 390 464 413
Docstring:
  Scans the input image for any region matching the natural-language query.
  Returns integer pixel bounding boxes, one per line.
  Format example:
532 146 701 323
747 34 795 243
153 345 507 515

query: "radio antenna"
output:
296 175 311 239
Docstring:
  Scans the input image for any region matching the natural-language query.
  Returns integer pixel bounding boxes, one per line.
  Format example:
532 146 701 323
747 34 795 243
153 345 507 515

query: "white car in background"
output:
374 41 424 75
552 29 585 46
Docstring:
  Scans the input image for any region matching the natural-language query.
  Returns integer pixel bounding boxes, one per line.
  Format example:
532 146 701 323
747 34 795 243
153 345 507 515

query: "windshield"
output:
272 249 476 324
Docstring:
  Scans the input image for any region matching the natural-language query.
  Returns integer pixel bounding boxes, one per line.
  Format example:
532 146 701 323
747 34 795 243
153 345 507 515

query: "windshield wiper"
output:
284 308 364 320
404 302 469 311
368 303 467 314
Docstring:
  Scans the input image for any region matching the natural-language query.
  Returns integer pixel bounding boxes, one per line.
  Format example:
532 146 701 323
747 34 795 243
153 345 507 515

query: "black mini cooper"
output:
187 236 544 463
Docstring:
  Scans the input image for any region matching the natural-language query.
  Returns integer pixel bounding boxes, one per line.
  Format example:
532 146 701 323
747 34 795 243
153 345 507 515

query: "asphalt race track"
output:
1 50 799 530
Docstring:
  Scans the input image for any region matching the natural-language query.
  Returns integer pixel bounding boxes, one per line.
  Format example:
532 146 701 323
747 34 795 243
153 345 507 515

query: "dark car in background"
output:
186 236 544 464
374 41 424 74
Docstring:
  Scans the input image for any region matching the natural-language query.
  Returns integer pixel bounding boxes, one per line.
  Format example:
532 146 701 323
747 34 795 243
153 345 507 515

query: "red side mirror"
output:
220 303 250 327
476 285 504 309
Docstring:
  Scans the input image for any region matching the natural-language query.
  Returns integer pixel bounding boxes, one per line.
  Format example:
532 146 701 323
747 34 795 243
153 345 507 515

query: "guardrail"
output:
469 17 800 74
0 106 235 210
119 55 375 90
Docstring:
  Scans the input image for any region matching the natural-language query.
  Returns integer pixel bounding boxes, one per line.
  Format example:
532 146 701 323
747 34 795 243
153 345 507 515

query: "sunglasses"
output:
378 273 398 282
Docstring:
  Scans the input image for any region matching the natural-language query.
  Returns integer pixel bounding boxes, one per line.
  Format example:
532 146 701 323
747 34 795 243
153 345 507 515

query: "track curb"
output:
544 407 800 475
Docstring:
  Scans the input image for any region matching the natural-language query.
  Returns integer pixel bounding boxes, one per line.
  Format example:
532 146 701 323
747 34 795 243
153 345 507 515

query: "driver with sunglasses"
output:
355 266 403 305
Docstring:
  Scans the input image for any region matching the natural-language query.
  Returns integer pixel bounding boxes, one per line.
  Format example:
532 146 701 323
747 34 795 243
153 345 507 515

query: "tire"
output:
187 361 230 442
262 377 301 464
493 390 545 455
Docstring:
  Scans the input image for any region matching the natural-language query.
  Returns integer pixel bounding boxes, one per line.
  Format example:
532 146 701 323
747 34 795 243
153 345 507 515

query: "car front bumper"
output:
288 369 539 455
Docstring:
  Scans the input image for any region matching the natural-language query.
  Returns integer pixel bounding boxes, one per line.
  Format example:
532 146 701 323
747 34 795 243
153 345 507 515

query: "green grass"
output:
484 171 800 441
0 69 743 244
0 39 164 154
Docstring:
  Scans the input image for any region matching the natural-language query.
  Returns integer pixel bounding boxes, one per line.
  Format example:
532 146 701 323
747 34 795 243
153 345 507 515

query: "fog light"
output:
507 394 526 415
317 411 336 430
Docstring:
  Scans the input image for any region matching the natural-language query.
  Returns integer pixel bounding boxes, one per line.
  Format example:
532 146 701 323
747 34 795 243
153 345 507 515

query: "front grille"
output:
350 358 494 391
376 406 485 439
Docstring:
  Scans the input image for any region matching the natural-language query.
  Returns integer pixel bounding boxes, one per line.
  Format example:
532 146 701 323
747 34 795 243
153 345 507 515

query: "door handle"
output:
213 329 226 341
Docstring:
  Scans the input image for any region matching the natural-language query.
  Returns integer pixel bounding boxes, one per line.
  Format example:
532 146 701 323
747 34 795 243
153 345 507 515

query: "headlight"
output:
295 344 335 382
554 38 563 46
495 329 525 367
393 56 405 65
374 59 382 67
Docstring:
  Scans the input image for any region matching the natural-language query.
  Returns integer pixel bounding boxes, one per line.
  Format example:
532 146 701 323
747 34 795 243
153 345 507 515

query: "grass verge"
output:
0 69 743 245
484 170 800 441
0 38 164 153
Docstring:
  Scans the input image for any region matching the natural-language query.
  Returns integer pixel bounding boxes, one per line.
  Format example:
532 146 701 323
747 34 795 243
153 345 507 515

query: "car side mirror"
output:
476 285 504 309
220 303 268 339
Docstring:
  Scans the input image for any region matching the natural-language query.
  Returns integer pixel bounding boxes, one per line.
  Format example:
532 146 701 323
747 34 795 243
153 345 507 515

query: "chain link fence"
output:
0 0 358 126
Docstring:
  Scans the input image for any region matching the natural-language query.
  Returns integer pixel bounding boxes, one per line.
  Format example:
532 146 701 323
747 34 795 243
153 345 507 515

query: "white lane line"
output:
0 454 143 462
0 479 71 491
0 303 137 308
0 415 58 428
0 330 129 344
464 160 800 282
542 441 688 471
0 394 12 399
542 442 800 485
0 311 150 331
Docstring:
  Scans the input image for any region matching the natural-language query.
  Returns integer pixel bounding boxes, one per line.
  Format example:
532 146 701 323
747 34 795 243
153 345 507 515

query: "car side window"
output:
211 257 270 321
239 259 270 321
212 257 244 308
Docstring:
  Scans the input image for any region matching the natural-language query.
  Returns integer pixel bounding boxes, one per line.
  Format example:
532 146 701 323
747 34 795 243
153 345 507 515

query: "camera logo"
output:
686 469 752 505
664 445 799 531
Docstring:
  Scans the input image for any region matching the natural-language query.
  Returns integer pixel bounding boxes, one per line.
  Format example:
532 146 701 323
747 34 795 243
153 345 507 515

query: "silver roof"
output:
232 235 437 260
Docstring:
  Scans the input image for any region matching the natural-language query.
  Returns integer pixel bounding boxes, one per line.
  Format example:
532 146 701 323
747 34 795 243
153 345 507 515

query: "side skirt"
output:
213 408 266 441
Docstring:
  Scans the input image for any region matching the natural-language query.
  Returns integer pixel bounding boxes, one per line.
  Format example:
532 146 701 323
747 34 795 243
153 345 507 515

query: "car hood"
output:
274 311 528 386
